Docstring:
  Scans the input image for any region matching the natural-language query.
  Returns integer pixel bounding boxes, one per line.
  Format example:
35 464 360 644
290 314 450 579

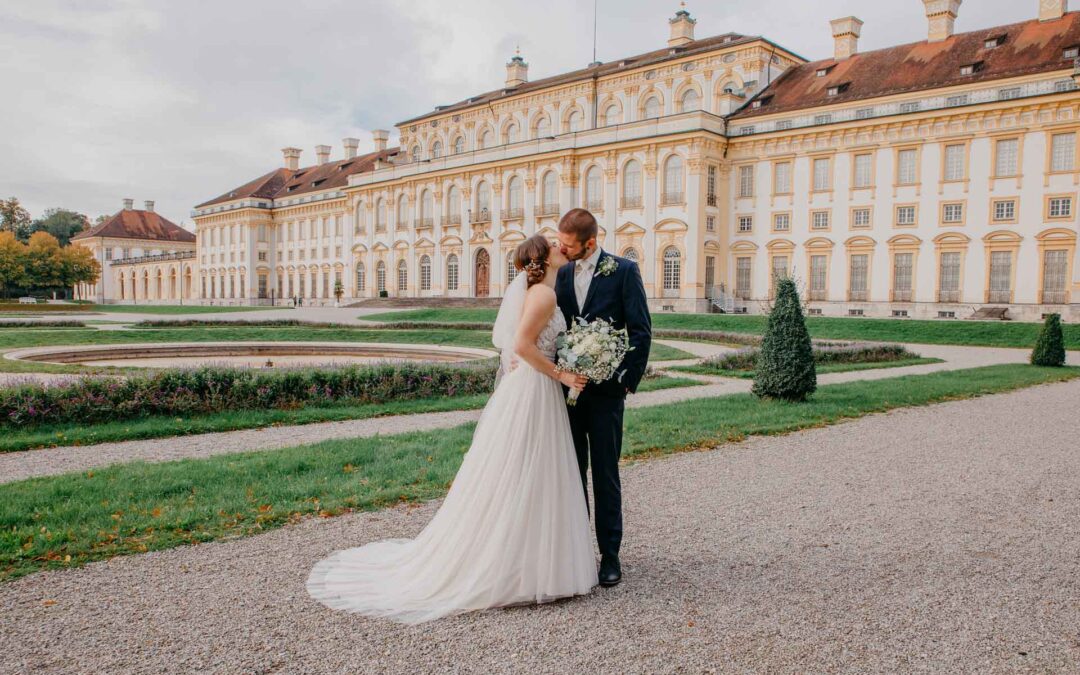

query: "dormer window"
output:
311 179 326 188
751 95 773 109
984 35 1004 49
826 82 850 97
337 162 354 171
1064 45 1079 60
959 62 982 76
815 65 834 78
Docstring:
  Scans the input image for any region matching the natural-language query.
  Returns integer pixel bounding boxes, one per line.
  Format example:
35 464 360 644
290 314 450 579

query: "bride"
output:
307 234 598 623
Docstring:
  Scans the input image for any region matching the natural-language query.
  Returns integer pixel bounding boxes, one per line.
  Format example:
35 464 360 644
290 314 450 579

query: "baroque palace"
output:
100 1 1080 318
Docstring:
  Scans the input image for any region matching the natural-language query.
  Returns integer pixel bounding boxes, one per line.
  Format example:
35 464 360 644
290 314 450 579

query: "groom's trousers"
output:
567 393 624 559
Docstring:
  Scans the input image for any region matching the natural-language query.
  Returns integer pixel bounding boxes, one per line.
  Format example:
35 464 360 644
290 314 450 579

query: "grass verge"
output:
1 364 1074 581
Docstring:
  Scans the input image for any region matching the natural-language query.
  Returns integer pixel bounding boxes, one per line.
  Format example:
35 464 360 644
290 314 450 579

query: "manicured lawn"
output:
2 363 1074 581
672 357 943 378
367 308 1080 349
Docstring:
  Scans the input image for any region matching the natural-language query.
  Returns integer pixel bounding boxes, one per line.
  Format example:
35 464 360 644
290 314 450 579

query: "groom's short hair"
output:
558 208 598 242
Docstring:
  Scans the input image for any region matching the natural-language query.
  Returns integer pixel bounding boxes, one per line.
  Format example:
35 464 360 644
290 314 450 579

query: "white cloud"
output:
0 0 1035 226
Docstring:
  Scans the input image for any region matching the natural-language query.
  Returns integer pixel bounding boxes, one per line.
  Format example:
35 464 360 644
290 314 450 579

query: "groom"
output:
555 208 652 587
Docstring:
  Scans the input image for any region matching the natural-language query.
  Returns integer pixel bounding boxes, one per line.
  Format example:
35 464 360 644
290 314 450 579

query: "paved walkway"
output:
3 379 1078 673
2 343 1075 485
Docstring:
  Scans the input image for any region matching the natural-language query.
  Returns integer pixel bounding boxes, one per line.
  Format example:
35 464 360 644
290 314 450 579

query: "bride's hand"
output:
557 371 587 392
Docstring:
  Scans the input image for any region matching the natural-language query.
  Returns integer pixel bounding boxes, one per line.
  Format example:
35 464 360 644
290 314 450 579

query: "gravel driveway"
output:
2 379 1079 674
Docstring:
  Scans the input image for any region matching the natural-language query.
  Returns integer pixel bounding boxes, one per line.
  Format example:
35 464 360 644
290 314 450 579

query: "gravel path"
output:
3 343 1073 485
3 379 1079 673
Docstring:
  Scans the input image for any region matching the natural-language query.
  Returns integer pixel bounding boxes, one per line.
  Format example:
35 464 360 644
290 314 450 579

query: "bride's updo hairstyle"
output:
513 234 552 287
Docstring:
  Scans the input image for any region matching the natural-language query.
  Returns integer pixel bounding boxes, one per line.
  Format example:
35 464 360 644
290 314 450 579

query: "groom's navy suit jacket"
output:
555 250 652 398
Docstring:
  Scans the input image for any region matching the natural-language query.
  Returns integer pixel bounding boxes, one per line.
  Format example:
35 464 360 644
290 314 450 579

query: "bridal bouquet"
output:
555 317 633 406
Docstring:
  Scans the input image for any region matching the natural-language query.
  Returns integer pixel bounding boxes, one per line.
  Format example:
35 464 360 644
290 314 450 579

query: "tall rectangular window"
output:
706 215 715 232
1042 250 1069 303
771 256 788 292
849 254 868 300
809 255 827 299
988 251 1012 303
995 138 1019 177
893 252 913 301
813 158 832 191
738 165 754 198
705 256 716 294
853 154 873 188
943 144 965 181
897 149 918 185
707 165 717 205
774 162 792 194
1051 133 1076 172
735 257 752 299
939 252 961 302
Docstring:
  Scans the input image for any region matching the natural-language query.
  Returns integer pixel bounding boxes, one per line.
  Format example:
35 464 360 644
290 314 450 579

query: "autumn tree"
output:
0 231 27 298
25 232 64 289
0 197 33 241
59 244 101 288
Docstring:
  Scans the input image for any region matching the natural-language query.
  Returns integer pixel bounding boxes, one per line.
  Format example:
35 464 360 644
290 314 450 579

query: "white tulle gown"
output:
306 304 598 623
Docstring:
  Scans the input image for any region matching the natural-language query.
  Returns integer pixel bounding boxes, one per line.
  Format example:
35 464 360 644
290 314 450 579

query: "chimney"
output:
282 147 302 171
923 0 962 42
668 4 697 47
1040 0 1068 21
343 137 360 160
123 198 134 210
505 49 528 88
372 129 390 153
315 144 332 165
830 16 863 60
143 200 155 212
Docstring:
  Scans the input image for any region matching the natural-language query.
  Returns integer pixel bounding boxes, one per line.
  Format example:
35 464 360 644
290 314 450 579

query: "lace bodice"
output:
537 309 566 360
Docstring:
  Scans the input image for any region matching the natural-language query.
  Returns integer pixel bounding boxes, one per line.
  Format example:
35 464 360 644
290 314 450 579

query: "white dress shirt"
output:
574 247 603 312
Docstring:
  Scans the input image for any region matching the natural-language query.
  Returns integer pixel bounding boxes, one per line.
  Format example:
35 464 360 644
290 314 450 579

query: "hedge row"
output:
0 362 497 429
702 343 920 373
0 320 86 329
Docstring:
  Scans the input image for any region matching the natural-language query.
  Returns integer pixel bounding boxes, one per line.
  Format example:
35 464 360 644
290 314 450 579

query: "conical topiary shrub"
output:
1030 313 1066 367
752 276 817 401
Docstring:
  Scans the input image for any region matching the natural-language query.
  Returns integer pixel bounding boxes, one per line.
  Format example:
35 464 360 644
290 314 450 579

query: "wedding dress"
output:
307 276 597 623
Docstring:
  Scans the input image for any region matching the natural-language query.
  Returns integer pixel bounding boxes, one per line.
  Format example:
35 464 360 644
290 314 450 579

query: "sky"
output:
0 0 1035 228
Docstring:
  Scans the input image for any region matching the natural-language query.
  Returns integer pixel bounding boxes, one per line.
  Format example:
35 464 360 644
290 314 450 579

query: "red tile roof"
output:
196 148 399 209
72 209 195 243
732 12 1080 120
397 33 799 127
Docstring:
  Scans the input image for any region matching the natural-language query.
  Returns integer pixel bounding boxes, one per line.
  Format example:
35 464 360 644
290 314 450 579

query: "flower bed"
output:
0 362 497 429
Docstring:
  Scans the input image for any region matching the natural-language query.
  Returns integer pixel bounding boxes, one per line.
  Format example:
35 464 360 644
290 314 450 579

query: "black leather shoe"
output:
598 555 622 587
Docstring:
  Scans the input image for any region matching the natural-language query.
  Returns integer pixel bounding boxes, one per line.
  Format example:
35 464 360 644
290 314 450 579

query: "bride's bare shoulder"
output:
526 283 556 303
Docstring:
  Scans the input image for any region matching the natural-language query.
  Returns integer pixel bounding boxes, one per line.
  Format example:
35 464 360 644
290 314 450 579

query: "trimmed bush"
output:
1030 313 1066 367
701 343 919 373
752 277 817 401
0 362 497 429
0 320 85 328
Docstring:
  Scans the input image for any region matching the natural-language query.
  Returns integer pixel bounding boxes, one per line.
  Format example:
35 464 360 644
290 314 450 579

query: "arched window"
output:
622 247 639 262
541 171 558 212
420 255 432 291
447 185 461 223
431 141 442 159
375 198 386 231
446 254 460 291
535 115 551 138
567 110 583 132
663 155 684 203
480 129 493 149
504 122 519 144
507 251 519 283
680 88 700 112
663 247 681 291
356 263 366 292
376 260 386 292
604 104 621 127
396 195 408 228
476 181 490 219
453 136 465 154
507 175 523 216
643 95 661 119
584 166 602 210
397 259 408 291
421 190 434 225
622 160 642 207
411 145 421 162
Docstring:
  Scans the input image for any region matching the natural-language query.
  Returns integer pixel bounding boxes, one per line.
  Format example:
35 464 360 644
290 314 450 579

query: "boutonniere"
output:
595 256 618 277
